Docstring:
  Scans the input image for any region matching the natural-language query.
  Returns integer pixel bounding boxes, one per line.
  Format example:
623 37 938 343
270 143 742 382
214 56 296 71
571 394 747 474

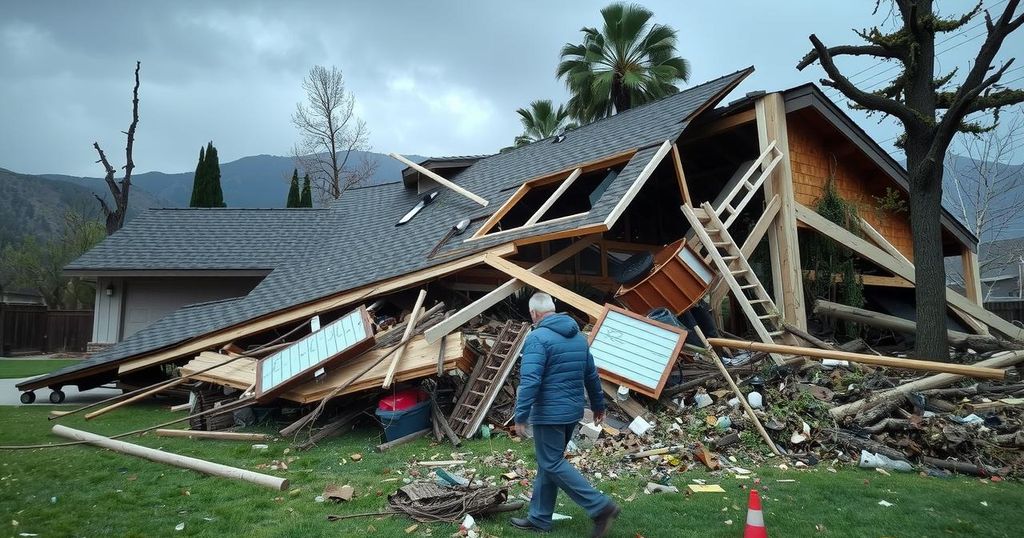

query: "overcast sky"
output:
1 0 1021 177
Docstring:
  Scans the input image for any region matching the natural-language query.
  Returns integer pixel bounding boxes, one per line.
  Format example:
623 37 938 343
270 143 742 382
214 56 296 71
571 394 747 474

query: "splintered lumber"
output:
390 153 488 206
482 253 603 320
707 338 1006 380
695 328 782 456
52 425 287 490
155 429 271 441
424 236 598 344
384 289 428 388
830 350 1024 419
812 299 1016 351
180 334 466 404
85 378 188 420
375 428 430 452
430 396 461 447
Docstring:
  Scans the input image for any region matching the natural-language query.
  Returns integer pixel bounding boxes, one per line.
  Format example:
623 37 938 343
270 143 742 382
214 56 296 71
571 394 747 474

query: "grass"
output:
0 404 1022 537
0 359 81 379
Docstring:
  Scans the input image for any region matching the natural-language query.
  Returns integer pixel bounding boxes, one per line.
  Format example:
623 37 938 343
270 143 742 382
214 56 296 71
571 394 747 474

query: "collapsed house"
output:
19 67 1024 470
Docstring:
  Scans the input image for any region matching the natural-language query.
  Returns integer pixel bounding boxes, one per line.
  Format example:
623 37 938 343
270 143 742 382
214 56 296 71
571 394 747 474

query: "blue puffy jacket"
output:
514 313 606 425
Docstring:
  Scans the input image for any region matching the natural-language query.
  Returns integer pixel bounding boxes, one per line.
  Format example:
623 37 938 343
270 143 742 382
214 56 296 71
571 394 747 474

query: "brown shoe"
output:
591 501 620 538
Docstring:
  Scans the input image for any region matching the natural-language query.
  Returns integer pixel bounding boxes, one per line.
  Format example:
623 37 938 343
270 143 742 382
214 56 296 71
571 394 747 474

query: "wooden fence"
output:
984 300 1024 326
0 304 93 355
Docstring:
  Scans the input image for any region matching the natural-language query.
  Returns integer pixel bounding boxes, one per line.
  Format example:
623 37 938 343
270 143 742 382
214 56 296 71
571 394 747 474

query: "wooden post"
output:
755 93 807 331
155 429 271 441
85 378 188 420
383 289 427 389
52 425 287 490
694 328 781 456
962 245 984 306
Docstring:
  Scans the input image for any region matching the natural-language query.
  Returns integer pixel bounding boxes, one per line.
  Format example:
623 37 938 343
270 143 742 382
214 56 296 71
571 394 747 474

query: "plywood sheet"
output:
255 306 374 400
588 304 686 398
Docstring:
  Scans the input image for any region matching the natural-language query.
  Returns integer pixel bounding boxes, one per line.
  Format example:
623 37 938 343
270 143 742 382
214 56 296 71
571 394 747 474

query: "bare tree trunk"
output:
908 163 950 360
92 61 140 235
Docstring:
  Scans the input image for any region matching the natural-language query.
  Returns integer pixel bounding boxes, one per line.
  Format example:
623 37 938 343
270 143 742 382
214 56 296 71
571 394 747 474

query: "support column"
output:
755 93 807 330
961 245 983 306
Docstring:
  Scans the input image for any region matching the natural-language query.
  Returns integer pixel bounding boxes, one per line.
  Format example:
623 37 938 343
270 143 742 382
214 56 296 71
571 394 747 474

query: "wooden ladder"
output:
449 320 530 438
711 140 784 229
682 202 787 365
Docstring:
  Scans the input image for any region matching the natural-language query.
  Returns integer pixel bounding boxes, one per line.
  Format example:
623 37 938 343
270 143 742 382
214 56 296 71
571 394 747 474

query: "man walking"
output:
510 293 620 536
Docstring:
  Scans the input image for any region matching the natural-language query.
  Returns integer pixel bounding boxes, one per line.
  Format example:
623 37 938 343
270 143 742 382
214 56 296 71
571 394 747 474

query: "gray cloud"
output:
1 0 1020 176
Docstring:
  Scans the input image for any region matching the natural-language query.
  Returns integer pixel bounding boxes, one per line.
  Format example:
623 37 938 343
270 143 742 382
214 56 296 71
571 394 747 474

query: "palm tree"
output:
514 100 576 147
557 3 691 123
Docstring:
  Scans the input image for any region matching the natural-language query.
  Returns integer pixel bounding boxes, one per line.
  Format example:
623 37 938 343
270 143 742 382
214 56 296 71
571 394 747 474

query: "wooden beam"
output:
525 168 582 226
424 236 598 343
755 93 806 330
682 108 757 142
509 223 608 246
85 378 187 420
739 194 780 259
670 144 692 206
707 338 1006 379
375 428 431 452
52 425 288 491
155 429 272 441
482 253 604 320
604 140 674 227
803 270 914 288
859 218 911 266
390 153 488 207
793 202 1024 341
962 245 984 306
108 244 517 379
383 289 427 388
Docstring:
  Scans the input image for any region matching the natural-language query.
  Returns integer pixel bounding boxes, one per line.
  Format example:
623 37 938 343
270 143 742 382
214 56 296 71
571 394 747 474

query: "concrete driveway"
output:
0 377 122 406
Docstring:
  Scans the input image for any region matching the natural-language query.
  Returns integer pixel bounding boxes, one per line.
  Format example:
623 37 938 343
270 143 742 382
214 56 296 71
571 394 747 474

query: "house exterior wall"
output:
786 113 915 261
120 277 261 339
89 275 262 344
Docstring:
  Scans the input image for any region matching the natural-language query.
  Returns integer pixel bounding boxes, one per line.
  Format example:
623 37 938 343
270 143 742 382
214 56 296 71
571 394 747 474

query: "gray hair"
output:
528 292 556 314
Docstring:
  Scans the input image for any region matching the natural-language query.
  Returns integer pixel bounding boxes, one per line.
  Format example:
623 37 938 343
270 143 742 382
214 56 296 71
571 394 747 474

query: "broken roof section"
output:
20 67 754 392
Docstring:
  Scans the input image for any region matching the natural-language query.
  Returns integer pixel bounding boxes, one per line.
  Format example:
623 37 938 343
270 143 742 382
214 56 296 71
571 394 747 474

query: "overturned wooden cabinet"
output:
614 239 713 316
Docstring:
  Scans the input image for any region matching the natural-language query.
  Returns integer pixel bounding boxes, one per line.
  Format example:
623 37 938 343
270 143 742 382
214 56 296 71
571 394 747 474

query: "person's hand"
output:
593 410 605 425
515 423 529 438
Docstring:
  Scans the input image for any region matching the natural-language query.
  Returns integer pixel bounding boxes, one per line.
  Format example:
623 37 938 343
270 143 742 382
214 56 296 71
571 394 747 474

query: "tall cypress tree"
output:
299 173 312 207
204 142 226 207
189 145 206 207
286 169 301 208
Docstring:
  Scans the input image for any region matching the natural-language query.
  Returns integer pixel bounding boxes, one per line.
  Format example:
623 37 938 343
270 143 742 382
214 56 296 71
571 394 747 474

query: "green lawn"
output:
0 404 1021 537
0 359 80 379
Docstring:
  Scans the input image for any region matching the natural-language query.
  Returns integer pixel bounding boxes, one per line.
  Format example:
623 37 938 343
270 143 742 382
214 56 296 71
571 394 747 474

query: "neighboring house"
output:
22 66 1015 402
63 208 325 347
0 289 44 305
948 237 1024 300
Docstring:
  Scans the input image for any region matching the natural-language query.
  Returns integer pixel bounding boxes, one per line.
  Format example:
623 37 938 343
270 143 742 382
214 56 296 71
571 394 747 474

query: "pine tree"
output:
204 142 226 207
287 169 301 208
189 145 206 207
299 173 312 207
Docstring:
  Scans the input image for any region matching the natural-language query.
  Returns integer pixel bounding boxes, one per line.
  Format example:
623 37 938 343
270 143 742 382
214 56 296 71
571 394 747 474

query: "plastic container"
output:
376 399 431 441
378 389 425 411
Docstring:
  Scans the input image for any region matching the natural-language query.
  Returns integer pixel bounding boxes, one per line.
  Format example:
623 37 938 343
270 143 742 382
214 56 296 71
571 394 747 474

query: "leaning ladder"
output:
449 320 530 438
682 202 787 365
711 140 784 229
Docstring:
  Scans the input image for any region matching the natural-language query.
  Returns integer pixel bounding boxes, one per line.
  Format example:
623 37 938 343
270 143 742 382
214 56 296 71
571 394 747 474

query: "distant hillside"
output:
44 150 425 208
0 168 166 248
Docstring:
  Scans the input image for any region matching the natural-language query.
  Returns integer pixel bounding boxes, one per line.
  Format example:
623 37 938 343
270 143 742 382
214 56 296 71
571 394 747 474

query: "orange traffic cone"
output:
743 489 767 538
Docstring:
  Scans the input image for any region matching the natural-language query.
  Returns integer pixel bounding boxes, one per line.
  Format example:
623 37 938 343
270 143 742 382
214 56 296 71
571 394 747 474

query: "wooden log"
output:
707 337 1006 380
813 299 1016 351
921 456 996 476
830 350 1024 419
52 425 287 490
826 428 911 463
375 428 430 452
155 429 271 441
696 328 782 456
85 378 188 420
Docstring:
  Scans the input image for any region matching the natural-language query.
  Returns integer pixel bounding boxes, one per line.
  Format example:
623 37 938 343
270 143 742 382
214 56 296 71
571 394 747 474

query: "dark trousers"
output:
527 423 609 530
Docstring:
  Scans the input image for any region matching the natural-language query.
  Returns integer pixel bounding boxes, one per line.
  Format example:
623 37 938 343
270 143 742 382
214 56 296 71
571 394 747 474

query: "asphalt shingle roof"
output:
66 208 328 272
21 67 752 389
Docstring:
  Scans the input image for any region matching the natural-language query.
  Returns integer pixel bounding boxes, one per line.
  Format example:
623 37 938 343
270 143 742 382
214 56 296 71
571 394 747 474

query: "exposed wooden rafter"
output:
390 153 489 207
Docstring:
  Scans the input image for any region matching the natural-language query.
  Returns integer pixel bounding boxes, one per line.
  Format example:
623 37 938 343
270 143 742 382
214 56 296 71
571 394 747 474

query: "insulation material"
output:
588 305 687 398
255 306 375 400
